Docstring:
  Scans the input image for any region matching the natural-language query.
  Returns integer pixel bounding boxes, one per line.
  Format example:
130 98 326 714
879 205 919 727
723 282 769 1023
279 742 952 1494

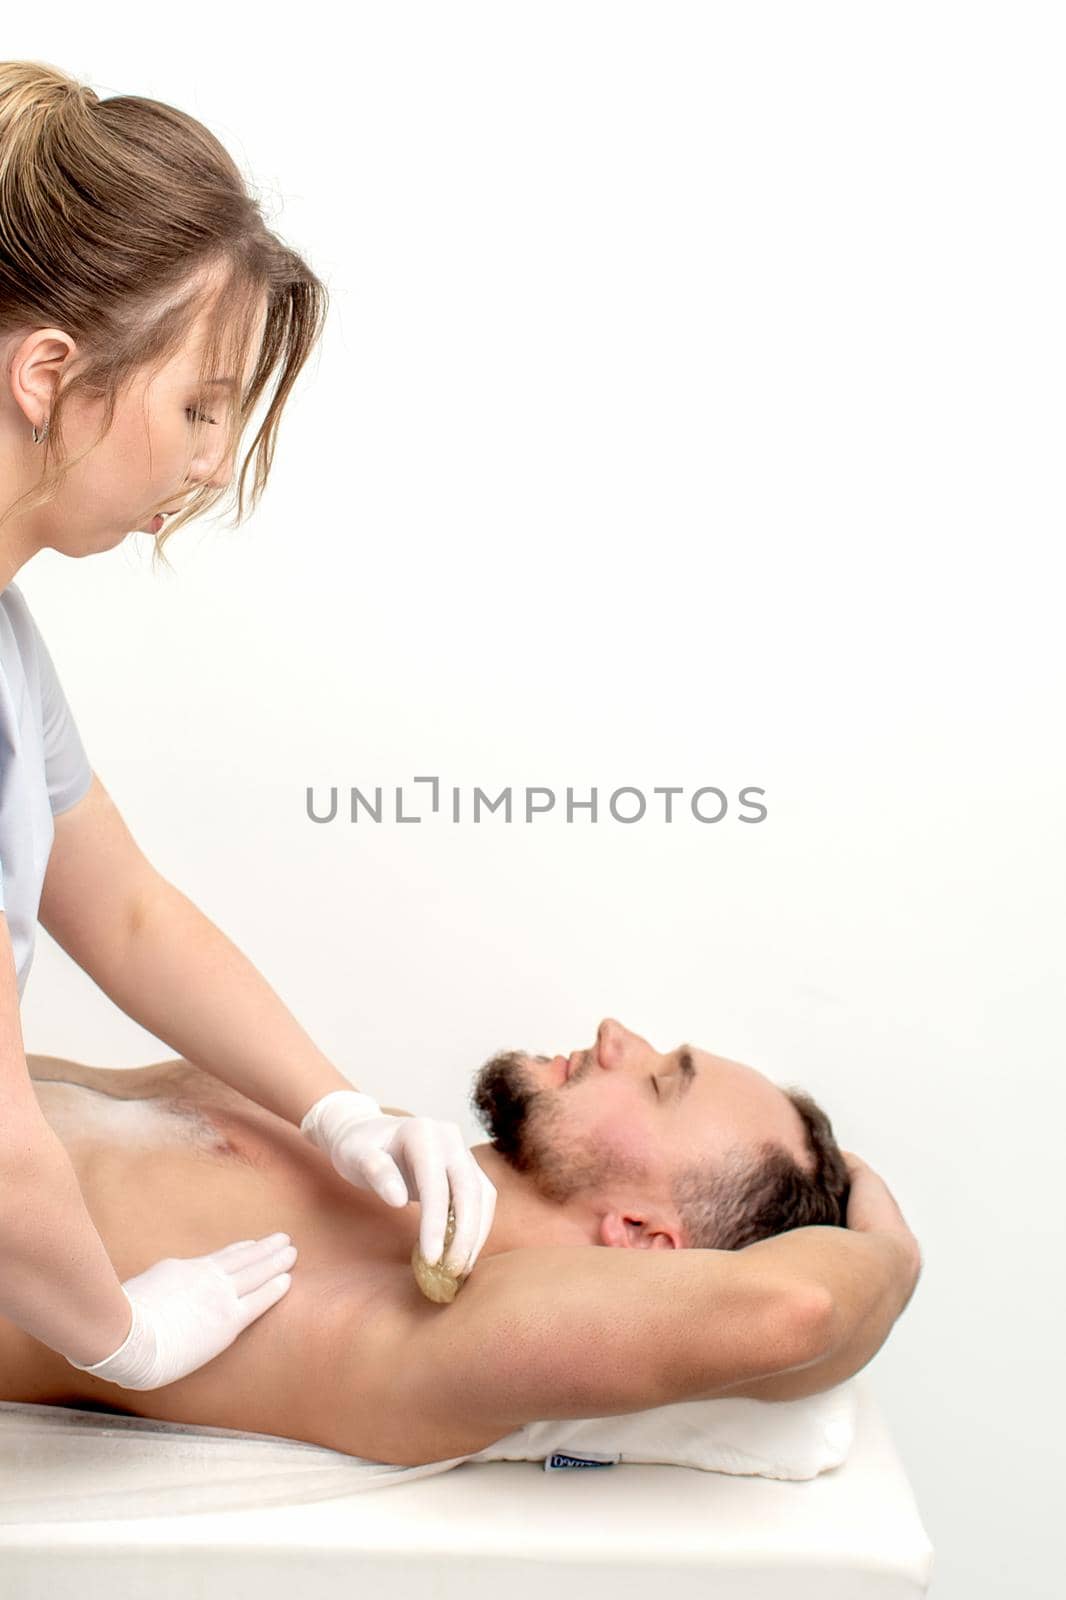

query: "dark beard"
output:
469 1050 612 1207
469 1050 539 1171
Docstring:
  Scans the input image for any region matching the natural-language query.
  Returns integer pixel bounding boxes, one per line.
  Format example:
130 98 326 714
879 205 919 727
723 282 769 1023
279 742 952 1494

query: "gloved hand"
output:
300 1090 497 1276
64 1233 297 1391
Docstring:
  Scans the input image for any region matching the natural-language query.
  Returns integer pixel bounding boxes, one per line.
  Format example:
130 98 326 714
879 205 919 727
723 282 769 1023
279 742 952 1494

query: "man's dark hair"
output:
671 1086 851 1250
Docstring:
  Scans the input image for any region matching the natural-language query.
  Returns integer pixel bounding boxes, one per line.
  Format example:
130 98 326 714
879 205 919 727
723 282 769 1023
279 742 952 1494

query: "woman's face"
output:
30 292 268 561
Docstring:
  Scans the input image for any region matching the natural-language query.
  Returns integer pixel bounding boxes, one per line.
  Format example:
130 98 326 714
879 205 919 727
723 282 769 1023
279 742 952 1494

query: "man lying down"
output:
0 1016 918 1468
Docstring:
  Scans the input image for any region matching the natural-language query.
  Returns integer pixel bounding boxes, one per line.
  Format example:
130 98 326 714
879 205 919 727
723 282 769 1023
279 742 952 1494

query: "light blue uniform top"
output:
0 581 93 1001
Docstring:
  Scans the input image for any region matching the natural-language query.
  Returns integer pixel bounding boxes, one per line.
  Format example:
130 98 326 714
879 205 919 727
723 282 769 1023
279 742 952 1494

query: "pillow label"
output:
543 1451 621 1472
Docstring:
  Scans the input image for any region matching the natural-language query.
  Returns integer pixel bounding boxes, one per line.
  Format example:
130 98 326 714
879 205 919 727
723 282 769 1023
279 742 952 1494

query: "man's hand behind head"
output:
841 1150 923 1309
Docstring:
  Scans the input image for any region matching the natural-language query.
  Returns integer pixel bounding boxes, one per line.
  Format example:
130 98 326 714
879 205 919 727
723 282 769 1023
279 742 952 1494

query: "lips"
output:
548 1050 584 1082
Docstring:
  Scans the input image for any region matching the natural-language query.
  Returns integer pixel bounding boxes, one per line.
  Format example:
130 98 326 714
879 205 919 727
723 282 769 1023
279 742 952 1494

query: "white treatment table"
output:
0 1377 934 1598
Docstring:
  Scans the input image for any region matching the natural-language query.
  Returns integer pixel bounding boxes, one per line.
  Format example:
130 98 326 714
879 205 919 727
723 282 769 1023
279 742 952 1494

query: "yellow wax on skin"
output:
411 1203 466 1304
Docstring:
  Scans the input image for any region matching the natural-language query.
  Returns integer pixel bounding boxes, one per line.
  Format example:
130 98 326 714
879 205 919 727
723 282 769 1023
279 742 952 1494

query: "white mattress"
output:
0 1377 934 1599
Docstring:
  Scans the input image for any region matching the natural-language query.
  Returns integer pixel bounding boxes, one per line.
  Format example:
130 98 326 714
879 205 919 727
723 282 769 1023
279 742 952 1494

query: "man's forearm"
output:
104 875 361 1128
737 1226 919 1373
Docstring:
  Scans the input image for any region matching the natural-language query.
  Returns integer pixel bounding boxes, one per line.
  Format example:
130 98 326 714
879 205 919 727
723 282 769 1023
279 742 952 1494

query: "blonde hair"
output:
0 60 329 568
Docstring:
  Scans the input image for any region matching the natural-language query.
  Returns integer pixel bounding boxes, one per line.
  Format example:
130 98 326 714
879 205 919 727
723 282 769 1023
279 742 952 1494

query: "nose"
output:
202 454 235 493
191 434 238 494
594 1017 627 1067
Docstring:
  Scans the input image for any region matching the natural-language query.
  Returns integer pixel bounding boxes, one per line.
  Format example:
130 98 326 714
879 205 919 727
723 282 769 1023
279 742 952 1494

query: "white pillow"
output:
466 1380 857 1479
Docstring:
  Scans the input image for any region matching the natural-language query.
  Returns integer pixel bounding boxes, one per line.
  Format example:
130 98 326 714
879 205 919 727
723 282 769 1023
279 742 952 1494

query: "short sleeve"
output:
34 624 92 817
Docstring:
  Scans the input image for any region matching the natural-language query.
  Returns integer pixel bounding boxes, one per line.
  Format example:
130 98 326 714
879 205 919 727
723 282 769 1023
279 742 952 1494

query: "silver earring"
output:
31 419 50 444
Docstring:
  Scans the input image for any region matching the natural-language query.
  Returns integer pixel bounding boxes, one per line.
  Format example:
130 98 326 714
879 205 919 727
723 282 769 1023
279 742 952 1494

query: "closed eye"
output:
185 408 218 425
651 1076 660 1098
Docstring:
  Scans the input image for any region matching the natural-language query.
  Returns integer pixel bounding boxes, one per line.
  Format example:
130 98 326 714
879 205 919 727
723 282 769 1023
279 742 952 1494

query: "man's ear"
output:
598 1209 685 1250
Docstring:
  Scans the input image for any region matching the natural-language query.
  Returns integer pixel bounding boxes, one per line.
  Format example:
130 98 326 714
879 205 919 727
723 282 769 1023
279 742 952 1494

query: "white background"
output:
8 6 1065 1595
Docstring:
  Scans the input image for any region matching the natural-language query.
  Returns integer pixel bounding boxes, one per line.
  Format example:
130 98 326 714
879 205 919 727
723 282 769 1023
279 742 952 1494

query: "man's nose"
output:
595 1017 628 1066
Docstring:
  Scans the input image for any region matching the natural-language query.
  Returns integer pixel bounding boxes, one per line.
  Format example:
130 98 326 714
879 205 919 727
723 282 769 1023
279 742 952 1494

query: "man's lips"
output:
549 1052 584 1081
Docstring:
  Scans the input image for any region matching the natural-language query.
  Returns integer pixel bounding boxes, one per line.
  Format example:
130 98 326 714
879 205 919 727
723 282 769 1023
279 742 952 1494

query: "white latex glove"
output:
300 1090 497 1275
64 1233 297 1391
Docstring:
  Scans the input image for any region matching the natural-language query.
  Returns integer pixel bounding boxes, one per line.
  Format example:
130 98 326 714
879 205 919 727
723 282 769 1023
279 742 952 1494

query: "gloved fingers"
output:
227 1241 298 1298
233 1270 294 1330
443 1164 498 1277
410 1120 469 1264
362 1152 409 1207
331 1125 410 1207
211 1232 291 1265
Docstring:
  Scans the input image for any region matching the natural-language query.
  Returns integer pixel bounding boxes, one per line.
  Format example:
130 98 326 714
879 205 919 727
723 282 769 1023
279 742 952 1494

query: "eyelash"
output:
652 1076 660 1098
185 408 218 425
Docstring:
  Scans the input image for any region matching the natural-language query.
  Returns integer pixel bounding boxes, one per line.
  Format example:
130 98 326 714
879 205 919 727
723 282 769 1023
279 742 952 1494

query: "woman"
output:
0 61 495 1395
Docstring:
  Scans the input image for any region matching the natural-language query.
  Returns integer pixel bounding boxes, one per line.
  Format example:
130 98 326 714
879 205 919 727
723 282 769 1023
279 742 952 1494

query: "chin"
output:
55 530 127 558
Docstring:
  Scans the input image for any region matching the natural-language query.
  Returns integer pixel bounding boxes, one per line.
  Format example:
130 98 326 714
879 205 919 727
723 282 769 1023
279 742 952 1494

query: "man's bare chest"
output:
14 1059 442 1458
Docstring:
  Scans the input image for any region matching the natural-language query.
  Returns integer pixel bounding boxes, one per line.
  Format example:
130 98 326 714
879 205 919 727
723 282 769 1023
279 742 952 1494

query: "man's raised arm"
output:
349 1243 830 1466
717 1150 923 1401
344 1151 919 1466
